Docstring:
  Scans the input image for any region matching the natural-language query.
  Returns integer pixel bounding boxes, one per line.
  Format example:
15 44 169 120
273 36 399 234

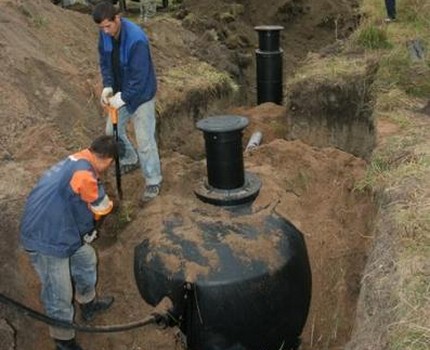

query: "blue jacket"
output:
20 155 108 258
98 18 157 114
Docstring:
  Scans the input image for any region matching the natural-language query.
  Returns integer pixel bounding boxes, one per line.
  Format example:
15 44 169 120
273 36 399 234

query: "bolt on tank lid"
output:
196 115 249 133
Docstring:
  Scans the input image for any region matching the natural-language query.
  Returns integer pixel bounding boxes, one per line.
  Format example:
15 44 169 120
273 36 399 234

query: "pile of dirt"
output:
0 0 101 158
0 1 376 350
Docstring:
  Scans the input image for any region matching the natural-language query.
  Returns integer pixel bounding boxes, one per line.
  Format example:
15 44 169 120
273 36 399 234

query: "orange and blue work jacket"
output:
20 149 113 258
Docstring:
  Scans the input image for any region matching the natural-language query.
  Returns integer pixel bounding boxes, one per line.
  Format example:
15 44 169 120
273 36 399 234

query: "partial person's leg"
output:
105 106 139 166
385 0 396 20
70 244 97 305
28 252 75 340
71 244 114 322
133 98 162 186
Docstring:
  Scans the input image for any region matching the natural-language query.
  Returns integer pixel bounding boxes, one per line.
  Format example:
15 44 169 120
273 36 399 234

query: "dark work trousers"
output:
385 0 396 19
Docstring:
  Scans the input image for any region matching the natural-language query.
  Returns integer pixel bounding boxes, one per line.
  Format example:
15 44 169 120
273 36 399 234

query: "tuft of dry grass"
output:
288 54 370 86
346 0 430 349
375 88 418 113
156 61 238 116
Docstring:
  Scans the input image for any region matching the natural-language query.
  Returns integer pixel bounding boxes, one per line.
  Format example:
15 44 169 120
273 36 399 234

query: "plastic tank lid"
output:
196 115 249 133
254 25 285 31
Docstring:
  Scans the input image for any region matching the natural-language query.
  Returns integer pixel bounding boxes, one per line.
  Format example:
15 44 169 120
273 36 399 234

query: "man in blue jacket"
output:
20 136 118 350
92 1 163 203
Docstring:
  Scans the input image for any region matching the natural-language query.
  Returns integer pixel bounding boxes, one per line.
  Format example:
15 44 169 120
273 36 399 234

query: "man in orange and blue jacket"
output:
20 135 118 350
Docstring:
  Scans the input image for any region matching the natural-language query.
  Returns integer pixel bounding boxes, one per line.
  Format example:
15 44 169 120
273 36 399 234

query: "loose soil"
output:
0 1 377 350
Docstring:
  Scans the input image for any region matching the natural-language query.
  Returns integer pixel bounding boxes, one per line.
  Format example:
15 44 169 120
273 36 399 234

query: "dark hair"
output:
89 135 118 159
92 1 119 24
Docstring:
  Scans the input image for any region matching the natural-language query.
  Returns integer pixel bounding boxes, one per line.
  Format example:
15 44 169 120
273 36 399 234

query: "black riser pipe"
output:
257 30 281 52
255 25 284 105
256 51 283 105
204 131 245 189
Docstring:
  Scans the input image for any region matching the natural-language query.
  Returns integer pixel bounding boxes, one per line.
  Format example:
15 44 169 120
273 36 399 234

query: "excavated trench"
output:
0 1 378 349
139 1 376 349
104 3 376 350
148 87 377 350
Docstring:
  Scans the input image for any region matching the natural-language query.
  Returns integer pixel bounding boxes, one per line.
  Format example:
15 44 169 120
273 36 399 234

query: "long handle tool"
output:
108 106 123 200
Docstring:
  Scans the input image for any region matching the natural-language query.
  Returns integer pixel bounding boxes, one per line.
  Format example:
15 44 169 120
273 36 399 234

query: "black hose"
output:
0 293 162 333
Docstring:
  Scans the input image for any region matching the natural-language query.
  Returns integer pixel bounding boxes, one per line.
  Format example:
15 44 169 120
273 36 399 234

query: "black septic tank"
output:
134 115 311 350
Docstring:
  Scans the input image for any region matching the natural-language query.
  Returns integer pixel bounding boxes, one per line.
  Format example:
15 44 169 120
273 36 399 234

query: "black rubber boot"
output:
80 296 114 321
54 338 83 350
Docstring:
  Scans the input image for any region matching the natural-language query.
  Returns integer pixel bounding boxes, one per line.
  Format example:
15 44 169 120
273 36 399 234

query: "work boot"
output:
140 184 161 203
54 338 83 350
80 296 114 322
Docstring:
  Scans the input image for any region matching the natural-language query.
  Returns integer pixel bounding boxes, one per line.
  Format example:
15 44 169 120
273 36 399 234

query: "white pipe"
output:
245 131 263 151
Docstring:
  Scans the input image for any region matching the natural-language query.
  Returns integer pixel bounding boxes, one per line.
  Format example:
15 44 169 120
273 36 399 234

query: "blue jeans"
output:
385 0 396 19
28 244 97 340
106 98 162 186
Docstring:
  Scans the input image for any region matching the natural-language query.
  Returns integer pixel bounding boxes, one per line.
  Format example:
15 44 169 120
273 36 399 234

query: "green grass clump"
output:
355 0 430 98
355 24 392 49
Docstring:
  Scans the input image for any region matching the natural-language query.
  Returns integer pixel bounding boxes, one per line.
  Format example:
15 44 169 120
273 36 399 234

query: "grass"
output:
355 132 430 349
354 129 427 192
288 54 370 85
389 251 430 350
114 199 134 230
156 61 238 116
354 0 430 97
348 0 430 348
375 88 418 114
162 62 238 95
354 23 392 49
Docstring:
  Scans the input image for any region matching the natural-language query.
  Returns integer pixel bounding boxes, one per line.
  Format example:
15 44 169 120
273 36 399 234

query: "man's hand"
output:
108 92 126 109
101 87 113 107
83 230 98 244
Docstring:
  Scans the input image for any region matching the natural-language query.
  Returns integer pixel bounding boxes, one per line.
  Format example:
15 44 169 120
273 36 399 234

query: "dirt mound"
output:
0 0 101 158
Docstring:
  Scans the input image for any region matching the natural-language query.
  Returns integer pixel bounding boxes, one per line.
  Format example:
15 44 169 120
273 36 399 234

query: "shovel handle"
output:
104 106 123 200
107 106 119 125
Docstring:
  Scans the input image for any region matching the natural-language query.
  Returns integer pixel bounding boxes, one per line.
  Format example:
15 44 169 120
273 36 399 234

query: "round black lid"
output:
254 25 284 32
196 115 249 133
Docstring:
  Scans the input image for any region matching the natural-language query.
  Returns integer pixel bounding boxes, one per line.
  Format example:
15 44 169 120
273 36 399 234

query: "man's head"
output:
92 1 121 38
89 135 118 173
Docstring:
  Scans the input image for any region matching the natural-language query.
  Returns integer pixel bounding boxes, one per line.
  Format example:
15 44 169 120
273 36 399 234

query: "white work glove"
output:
108 92 126 109
100 87 113 106
83 230 98 244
